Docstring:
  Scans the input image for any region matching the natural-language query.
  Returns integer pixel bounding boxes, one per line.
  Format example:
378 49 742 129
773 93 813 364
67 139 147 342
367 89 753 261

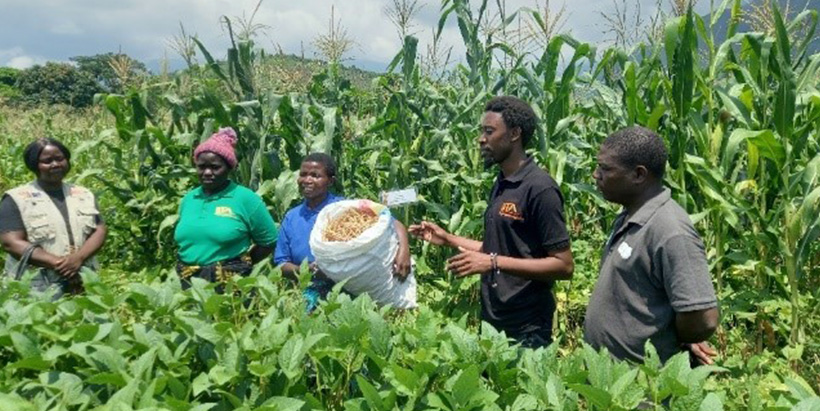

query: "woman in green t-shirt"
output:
174 128 278 289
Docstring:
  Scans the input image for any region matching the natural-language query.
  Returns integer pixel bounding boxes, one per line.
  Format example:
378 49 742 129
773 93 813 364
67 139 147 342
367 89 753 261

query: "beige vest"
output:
4 181 99 276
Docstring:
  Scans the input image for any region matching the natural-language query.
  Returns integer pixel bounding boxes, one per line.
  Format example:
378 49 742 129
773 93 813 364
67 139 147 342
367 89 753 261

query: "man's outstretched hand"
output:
408 221 451 246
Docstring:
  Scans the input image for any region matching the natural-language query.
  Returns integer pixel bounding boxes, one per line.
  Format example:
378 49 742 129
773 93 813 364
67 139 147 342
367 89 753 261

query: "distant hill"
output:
162 52 383 94
254 53 382 92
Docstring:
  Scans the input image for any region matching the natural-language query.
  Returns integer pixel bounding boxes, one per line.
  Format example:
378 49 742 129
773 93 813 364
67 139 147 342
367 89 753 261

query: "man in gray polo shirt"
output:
584 126 719 364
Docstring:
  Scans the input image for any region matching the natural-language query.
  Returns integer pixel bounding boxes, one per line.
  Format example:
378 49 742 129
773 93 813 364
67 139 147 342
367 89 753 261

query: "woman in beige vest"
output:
0 138 107 298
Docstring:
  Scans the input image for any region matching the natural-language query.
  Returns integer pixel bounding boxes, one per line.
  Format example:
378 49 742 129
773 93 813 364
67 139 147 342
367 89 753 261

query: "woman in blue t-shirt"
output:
274 153 411 311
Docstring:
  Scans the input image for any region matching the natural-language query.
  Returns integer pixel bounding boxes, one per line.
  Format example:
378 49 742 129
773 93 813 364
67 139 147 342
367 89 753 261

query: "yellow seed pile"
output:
322 208 379 242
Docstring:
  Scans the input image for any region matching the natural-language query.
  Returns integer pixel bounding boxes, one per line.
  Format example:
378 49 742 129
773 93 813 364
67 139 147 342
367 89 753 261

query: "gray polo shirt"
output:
584 188 717 363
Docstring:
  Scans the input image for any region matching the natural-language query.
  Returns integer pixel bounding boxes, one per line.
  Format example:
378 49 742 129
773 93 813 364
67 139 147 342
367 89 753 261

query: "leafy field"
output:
0 0 819 409
0 268 813 410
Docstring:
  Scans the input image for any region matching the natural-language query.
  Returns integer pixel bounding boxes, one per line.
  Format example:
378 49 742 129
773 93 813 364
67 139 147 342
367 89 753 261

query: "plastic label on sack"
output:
381 187 418 207
356 199 388 216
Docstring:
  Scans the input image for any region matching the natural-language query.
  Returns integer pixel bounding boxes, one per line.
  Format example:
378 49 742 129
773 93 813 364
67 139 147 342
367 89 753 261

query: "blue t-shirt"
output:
273 193 342 266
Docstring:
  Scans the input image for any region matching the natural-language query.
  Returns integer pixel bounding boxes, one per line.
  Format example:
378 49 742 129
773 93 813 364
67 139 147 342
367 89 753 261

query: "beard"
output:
483 156 496 170
481 149 497 170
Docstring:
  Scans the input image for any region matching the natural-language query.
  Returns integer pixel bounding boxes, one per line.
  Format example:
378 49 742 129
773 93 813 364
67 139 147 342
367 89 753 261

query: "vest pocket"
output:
28 219 56 242
78 207 99 235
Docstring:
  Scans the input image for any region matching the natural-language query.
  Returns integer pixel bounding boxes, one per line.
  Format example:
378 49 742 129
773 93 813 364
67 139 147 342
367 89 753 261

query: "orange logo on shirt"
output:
499 202 524 221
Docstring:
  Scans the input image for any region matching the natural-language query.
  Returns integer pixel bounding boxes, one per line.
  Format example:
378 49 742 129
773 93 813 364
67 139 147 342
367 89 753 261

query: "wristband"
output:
489 252 498 273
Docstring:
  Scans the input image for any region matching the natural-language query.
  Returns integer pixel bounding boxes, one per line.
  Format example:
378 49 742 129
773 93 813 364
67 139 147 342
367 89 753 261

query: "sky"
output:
0 0 715 73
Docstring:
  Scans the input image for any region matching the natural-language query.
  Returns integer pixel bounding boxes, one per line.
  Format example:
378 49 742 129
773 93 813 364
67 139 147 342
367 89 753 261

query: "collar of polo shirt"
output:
498 157 537 184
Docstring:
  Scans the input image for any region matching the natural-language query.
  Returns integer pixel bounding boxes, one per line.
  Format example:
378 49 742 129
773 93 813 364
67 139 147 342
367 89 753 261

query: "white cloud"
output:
8 56 38 69
0 47 50 69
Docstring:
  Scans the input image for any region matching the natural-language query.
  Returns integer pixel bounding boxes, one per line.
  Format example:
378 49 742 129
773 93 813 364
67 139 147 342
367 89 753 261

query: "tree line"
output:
0 53 149 108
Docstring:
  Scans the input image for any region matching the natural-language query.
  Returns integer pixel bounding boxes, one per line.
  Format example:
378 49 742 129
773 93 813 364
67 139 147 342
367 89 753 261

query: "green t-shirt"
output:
174 181 278 265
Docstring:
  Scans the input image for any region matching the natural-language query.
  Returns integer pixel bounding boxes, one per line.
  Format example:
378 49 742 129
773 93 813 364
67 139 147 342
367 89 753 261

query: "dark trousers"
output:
483 319 553 349
176 255 253 293
507 324 553 349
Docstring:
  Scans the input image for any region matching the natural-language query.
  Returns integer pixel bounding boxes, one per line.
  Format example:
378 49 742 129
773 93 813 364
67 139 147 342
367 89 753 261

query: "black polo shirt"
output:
481 157 570 335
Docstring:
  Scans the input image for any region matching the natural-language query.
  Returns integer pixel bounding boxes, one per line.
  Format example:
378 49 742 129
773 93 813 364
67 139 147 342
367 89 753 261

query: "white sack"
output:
309 200 417 308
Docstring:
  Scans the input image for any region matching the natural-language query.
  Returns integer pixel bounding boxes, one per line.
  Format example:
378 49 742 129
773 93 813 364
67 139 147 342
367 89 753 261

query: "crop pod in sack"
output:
310 200 417 308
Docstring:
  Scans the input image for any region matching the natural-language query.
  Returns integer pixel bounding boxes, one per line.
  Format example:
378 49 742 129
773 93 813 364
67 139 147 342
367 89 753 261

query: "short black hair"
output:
302 152 337 178
23 137 71 173
484 96 538 148
602 126 668 179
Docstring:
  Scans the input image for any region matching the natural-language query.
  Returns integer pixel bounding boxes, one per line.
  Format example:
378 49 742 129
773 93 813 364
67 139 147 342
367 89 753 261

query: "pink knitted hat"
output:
194 127 238 168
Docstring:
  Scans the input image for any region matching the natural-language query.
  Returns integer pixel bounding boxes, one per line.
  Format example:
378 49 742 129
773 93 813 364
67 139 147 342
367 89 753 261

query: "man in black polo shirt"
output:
584 126 719 365
409 96 574 348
